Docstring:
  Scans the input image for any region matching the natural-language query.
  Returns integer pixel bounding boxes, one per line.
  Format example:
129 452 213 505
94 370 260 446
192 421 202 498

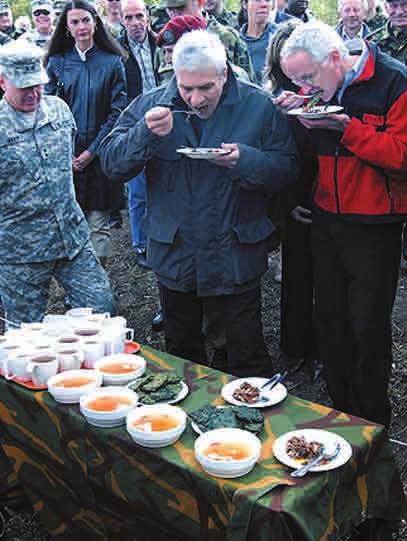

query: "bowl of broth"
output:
80 387 138 428
47 369 102 404
126 404 186 447
194 428 261 478
94 354 146 385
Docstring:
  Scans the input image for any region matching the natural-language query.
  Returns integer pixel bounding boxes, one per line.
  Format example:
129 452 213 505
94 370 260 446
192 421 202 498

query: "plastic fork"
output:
290 442 341 477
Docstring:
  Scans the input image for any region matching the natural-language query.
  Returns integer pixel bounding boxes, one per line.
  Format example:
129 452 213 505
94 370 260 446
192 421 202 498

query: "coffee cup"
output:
27 354 59 386
2 349 33 381
57 335 82 348
55 347 84 372
0 336 8 361
20 322 45 335
66 307 94 320
103 327 134 355
73 327 101 340
81 338 106 369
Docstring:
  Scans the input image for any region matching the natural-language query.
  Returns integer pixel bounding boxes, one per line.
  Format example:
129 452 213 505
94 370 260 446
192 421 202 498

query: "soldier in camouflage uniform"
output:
149 4 170 32
367 0 407 64
204 0 238 29
157 0 254 80
0 0 21 40
0 41 113 325
19 0 54 48
368 0 407 260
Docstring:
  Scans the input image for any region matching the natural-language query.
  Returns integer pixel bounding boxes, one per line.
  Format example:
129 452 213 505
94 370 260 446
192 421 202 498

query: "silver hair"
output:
121 0 147 12
337 0 368 14
172 30 227 76
280 21 349 64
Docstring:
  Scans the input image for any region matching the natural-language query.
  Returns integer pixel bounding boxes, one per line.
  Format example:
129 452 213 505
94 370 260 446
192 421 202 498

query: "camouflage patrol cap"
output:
160 0 187 10
53 0 67 10
0 40 49 88
31 0 53 13
0 0 10 14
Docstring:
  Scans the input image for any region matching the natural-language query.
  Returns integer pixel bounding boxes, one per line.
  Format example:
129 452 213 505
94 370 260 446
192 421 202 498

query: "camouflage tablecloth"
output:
0 345 405 541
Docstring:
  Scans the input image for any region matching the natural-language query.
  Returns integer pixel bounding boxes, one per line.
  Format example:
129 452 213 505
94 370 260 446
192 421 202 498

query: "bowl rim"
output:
94 354 146 377
80 386 139 417
48 369 101 391
194 427 261 465
126 404 187 435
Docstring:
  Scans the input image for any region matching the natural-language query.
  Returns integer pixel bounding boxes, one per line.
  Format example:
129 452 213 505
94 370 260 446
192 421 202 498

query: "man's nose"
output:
190 90 203 107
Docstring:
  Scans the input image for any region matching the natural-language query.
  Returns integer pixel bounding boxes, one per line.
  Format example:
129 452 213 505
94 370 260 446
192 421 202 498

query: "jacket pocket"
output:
231 216 276 285
146 216 180 280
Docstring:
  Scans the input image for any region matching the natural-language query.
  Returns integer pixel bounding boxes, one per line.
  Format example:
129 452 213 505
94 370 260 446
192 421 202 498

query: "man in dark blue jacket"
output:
100 30 298 377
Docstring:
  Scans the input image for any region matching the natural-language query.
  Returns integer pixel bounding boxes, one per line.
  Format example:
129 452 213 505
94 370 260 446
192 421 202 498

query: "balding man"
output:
336 0 371 40
119 0 158 271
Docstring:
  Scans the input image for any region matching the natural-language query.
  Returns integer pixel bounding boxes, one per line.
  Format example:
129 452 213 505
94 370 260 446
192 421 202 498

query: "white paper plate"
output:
176 147 231 160
221 377 287 408
127 380 189 405
287 105 344 119
273 429 352 472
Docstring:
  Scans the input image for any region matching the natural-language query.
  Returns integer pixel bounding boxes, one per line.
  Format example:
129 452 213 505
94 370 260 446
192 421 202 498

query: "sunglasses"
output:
33 9 51 16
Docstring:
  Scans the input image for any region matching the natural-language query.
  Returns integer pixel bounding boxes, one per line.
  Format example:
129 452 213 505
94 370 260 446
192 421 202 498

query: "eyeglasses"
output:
291 72 318 87
33 9 51 16
0 11 10 16
106 0 121 3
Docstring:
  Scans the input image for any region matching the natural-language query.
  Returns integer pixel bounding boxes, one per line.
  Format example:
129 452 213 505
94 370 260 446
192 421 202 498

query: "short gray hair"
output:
172 30 227 76
280 21 349 64
337 0 368 14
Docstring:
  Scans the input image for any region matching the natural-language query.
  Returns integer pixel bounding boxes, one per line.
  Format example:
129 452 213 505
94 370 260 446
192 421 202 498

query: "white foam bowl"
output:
194 428 261 478
80 386 138 428
94 354 146 385
47 369 102 404
126 404 186 448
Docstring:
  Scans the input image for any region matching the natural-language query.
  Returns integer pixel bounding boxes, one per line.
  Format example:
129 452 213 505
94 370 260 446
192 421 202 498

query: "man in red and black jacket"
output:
277 22 407 428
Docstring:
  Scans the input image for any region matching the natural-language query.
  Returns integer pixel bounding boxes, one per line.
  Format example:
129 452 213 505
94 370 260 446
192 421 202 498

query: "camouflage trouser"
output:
0 240 114 326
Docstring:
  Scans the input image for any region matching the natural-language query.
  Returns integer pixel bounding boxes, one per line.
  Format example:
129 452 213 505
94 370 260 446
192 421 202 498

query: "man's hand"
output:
145 106 173 137
299 113 351 132
290 206 312 224
73 150 94 172
273 91 306 112
210 143 240 168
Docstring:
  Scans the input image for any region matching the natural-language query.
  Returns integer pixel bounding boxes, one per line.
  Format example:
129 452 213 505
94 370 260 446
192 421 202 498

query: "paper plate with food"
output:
221 375 287 408
189 404 263 435
127 372 188 405
176 147 231 160
273 429 352 473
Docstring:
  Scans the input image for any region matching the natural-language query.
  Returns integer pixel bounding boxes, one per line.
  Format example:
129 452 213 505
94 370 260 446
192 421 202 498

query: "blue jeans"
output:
128 171 147 252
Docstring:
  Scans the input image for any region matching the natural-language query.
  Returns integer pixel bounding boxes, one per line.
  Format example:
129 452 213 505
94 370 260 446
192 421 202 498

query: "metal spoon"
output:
290 442 341 477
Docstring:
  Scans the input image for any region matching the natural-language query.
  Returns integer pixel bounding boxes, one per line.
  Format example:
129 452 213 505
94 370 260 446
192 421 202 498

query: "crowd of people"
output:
0 0 406 452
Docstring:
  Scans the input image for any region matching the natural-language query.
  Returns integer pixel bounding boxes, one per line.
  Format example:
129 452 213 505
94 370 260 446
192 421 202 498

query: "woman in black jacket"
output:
45 0 127 266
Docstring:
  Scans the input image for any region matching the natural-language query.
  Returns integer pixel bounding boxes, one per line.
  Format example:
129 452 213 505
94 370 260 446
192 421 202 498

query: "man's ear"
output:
0 75 6 92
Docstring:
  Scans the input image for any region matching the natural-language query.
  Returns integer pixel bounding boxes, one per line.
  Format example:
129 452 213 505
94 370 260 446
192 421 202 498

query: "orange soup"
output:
132 413 180 432
203 441 251 461
86 396 133 412
54 377 94 388
100 362 139 374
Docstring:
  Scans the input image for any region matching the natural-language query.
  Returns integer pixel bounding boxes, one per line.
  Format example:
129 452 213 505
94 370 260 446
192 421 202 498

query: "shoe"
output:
151 309 164 331
135 251 151 270
109 211 123 230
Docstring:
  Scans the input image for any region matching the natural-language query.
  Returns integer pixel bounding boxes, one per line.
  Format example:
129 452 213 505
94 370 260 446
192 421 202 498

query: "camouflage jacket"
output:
367 21 407 65
210 8 239 30
155 13 255 82
18 29 52 49
0 30 11 45
0 96 89 264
